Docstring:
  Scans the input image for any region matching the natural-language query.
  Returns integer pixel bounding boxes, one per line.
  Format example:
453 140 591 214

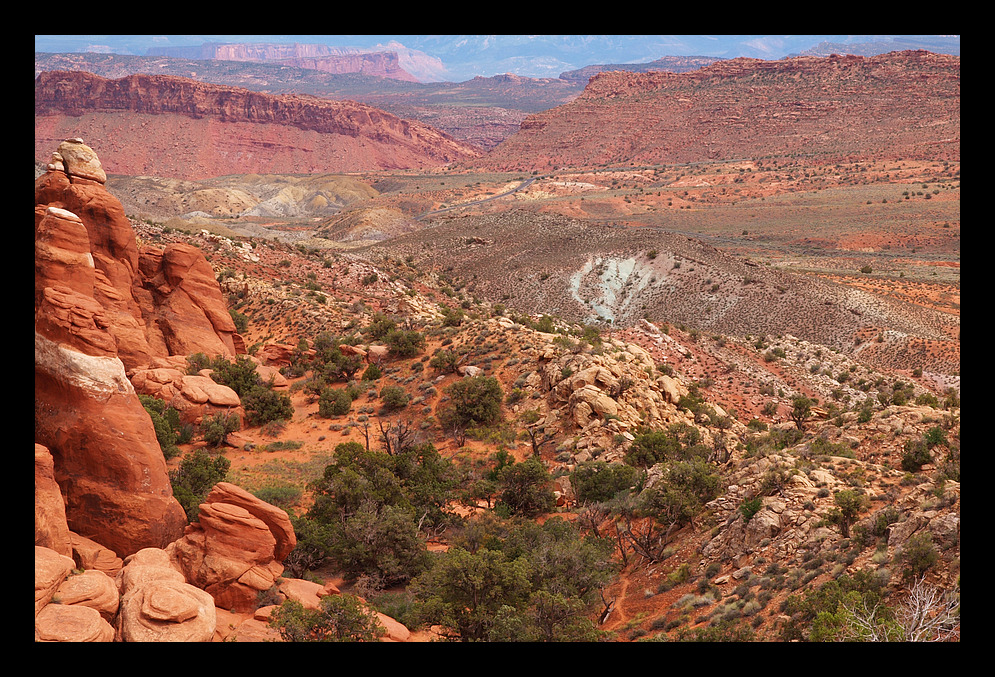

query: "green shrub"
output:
824 490 866 538
201 410 241 447
572 461 642 503
242 385 294 427
923 426 947 448
439 375 504 429
900 438 932 472
229 308 249 334
746 418 768 432
362 363 382 381
870 506 901 539
319 388 352 418
210 354 262 397
380 385 410 411
739 496 763 523
898 532 939 582
269 594 387 642
364 312 396 339
497 457 556 518
169 449 231 521
384 329 426 358
441 307 465 327
139 394 183 460
429 349 461 373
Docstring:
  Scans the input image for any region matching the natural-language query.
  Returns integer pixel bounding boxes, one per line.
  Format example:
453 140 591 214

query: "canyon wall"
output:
35 71 482 179
471 50 960 171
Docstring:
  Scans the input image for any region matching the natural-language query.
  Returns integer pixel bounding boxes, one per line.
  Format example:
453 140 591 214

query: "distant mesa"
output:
147 41 421 83
558 55 723 82
471 50 960 172
34 71 482 179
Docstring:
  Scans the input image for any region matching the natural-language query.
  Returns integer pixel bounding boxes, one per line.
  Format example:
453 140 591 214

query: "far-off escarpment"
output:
34 71 482 179
470 50 960 172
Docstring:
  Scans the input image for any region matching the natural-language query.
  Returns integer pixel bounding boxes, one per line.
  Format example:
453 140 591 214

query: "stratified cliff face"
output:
471 50 960 172
34 71 482 179
208 43 419 82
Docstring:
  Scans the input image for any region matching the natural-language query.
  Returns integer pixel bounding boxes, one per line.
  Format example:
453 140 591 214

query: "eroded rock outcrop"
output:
34 139 252 558
70 532 124 577
34 299 188 557
167 483 297 613
35 604 116 642
55 568 120 621
116 547 217 642
130 358 242 425
36 139 243 370
138 243 239 358
35 444 72 557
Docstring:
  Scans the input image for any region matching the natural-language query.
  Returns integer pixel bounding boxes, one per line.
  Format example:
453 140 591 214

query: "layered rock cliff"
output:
208 43 419 82
470 50 960 171
35 71 482 179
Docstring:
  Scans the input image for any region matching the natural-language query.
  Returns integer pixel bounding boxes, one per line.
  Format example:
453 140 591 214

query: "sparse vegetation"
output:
37 57 960 644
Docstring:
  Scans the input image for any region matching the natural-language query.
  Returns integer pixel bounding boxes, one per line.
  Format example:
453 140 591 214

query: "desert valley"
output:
34 36 959 642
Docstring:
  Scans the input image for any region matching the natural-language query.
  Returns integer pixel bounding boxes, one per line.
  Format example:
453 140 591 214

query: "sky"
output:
34 35 958 82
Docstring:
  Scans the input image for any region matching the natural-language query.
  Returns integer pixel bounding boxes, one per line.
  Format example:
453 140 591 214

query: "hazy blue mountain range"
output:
34 34 959 83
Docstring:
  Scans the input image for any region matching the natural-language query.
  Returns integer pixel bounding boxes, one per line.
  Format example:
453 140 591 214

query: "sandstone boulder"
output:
276 577 327 610
35 545 77 615
168 483 295 613
70 532 123 577
116 547 217 642
56 137 108 183
744 508 782 547
656 374 687 405
203 483 296 561
118 578 217 642
366 345 389 364
215 612 283 642
55 568 120 621
35 603 115 642
258 343 296 367
255 362 289 389
130 365 241 424
570 384 618 426
339 344 367 359
376 612 411 642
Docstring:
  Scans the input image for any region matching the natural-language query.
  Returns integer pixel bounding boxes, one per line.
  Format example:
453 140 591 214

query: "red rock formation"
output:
35 444 72 557
34 71 482 179
35 603 116 642
471 50 960 171
140 243 239 358
54 569 120 621
36 139 242 370
115 548 217 641
130 363 242 426
34 139 251 557
167 483 296 613
35 545 78 614
35 143 155 369
70 532 124 577
34 313 189 557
